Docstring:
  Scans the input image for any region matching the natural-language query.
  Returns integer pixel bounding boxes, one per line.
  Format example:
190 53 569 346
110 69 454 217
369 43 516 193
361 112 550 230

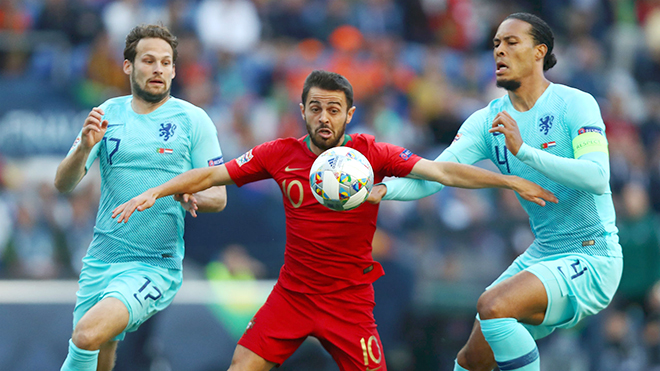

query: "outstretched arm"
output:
173 185 228 217
409 159 557 206
373 150 462 202
112 165 234 222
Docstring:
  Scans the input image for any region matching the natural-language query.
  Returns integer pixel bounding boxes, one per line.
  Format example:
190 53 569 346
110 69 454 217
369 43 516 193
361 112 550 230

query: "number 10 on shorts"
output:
360 336 382 368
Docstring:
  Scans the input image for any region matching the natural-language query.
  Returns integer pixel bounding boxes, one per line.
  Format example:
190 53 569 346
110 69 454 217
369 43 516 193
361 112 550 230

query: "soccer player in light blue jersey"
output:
369 13 623 371
54 25 227 371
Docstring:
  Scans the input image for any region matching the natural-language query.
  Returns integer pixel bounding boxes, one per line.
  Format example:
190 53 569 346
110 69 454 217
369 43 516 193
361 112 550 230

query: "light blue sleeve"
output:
190 107 223 169
514 91 610 195
383 109 490 201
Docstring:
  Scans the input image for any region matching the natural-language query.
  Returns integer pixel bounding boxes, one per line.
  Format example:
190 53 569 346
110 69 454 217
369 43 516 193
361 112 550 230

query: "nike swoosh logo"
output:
285 166 305 172
366 367 382 371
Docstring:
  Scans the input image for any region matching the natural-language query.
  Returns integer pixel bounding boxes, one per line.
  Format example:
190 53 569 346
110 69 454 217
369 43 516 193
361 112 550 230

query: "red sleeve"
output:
369 140 421 178
225 141 279 186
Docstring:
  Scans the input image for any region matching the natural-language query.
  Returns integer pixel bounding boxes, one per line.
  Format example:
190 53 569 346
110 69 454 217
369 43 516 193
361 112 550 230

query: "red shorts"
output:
238 282 386 371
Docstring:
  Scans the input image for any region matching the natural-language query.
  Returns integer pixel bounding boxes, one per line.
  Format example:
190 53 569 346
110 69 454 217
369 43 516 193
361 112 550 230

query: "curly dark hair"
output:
123 24 178 63
301 70 354 110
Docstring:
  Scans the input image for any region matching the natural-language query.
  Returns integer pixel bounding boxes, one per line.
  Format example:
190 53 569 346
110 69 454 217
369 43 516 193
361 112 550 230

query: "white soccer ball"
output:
309 147 374 211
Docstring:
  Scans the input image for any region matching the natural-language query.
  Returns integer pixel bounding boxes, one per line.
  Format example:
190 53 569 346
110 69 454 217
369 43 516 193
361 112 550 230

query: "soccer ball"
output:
309 147 374 211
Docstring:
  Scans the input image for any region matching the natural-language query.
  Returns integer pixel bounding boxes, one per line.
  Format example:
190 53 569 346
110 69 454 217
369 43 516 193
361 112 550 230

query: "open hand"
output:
366 184 387 204
174 193 198 217
112 191 158 223
511 176 558 206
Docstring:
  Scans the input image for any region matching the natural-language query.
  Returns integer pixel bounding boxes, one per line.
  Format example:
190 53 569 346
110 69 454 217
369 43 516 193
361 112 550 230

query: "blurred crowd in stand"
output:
1 0 660 369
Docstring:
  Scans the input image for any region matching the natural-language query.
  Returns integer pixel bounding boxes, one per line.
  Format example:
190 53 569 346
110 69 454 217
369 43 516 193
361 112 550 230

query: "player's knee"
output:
476 290 509 320
71 326 104 351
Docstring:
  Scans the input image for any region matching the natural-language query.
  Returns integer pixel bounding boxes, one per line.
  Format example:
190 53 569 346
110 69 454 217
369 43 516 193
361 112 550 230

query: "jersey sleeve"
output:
370 142 422 178
225 141 277 186
514 91 610 195
64 129 101 171
443 109 491 164
383 109 490 201
190 107 223 169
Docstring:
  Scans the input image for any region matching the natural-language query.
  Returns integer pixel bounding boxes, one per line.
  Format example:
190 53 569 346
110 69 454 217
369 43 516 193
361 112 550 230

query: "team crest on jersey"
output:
236 149 253 166
539 115 554 135
159 122 178 142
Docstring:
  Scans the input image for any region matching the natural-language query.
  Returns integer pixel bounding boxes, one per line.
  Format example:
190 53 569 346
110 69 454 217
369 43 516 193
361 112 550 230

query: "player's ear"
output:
123 59 132 76
171 64 176 79
345 106 356 124
535 44 547 64
299 103 305 120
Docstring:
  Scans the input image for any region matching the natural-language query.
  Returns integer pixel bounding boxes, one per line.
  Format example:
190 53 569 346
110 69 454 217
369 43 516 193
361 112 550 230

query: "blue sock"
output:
454 359 469 371
61 339 99 371
480 318 539 371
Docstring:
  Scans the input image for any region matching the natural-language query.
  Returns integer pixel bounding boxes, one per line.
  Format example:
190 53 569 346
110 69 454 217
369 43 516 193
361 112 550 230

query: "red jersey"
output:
225 133 421 293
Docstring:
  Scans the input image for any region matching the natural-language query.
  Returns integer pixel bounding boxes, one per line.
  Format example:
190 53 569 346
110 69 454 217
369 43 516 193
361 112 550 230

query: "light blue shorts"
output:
486 251 623 339
73 255 183 341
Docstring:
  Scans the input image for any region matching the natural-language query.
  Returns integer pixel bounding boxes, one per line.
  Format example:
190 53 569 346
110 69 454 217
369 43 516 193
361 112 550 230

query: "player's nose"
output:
318 110 330 123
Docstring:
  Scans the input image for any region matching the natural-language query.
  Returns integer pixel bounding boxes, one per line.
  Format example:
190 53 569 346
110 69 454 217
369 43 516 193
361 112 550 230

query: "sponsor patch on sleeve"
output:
399 149 413 161
577 126 603 135
208 156 224 166
236 149 254 166
69 137 81 151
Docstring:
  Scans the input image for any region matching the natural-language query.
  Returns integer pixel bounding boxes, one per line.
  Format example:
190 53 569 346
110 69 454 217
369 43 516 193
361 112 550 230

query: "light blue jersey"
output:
385 83 621 259
67 96 223 269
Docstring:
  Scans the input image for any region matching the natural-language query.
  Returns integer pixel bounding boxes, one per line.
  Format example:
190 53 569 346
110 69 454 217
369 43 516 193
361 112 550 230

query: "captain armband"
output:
572 132 608 159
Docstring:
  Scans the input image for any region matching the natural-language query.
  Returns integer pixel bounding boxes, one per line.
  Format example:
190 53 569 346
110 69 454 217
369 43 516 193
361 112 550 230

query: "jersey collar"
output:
303 134 352 154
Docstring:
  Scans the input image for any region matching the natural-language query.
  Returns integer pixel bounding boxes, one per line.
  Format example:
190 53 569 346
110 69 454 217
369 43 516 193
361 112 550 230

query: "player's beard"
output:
131 73 171 104
307 117 347 152
496 78 522 91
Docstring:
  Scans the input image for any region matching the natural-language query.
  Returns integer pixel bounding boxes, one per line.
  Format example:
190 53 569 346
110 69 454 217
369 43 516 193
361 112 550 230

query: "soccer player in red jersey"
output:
112 70 556 371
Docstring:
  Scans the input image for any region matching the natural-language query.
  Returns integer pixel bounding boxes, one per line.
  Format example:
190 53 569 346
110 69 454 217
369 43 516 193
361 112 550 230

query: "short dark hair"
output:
123 24 178 63
506 12 557 71
301 70 354 109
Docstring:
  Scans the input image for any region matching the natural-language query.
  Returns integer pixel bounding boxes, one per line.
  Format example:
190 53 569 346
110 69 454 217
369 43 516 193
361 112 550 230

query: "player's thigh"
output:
320 322 386 371
315 285 386 371
73 256 118 331
524 254 622 338
103 262 182 338
479 270 548 323
73 256 182 341
480 252 548 323
74 297 130 346
238 283 313 366
485 253 529 291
